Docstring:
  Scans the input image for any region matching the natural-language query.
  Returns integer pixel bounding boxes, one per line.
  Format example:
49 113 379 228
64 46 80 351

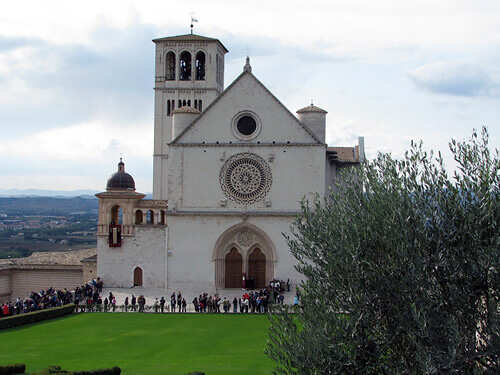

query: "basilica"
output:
95 32 364 293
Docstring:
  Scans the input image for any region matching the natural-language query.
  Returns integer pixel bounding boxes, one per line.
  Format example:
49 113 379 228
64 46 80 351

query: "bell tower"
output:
152 33 228 200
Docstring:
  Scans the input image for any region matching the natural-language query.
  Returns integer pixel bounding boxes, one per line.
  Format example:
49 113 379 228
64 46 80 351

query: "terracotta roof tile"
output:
327 147 359 162
172 106 201 114
11 248 97 267
297 104 328 114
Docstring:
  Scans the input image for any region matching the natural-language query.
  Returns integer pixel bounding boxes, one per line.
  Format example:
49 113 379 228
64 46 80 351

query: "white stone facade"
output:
96 32 363 294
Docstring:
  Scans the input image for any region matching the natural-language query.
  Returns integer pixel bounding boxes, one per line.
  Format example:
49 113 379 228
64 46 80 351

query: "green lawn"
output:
0 313 275 374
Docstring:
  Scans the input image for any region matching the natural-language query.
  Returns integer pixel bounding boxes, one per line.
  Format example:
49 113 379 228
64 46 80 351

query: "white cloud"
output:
0 0 499 191
409 60 494 96
0 121 152 161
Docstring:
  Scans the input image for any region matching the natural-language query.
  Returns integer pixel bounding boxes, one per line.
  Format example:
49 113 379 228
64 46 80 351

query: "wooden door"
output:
249 248 266 288
225 248 242 288
133 267 143 286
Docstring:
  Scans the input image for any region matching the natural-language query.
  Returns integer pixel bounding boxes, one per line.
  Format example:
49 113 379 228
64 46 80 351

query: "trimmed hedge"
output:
0 304 76 330
72 367 121 375
0 363 26 374
31 365 69 374
31 366 120 375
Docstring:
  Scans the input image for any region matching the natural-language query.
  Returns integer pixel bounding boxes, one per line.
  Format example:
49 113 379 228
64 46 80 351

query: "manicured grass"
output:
0 313 275 374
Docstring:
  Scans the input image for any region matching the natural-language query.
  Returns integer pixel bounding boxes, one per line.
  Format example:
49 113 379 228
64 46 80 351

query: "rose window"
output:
220 153 272 204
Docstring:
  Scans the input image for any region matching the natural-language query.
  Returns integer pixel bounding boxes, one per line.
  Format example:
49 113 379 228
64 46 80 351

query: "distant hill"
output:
0 189 99 198
0 189 153 199
0 196 99 215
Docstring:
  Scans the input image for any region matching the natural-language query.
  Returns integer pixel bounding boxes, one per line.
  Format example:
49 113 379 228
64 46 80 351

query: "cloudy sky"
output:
0 0 498 193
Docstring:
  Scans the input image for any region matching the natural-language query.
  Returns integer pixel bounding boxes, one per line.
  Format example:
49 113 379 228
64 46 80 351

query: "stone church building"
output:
96 32 364 293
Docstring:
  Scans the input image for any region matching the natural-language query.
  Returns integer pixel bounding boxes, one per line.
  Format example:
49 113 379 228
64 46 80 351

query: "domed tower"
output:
296 103 328 143
106 158 136 191
152 33 228 200
95 159 145 245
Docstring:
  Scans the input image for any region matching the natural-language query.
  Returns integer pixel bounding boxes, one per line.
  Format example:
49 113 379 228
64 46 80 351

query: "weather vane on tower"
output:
190 17 198 34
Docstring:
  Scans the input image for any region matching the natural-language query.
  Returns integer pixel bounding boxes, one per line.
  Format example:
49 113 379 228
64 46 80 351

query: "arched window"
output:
158 210 166 225
195 51 206 80
199 100 202 112
111 205 122 224
135 210 143 224
194 100 198 109
146 210 155 224
166 52 176 80
167 100 171 116
179 51 192 80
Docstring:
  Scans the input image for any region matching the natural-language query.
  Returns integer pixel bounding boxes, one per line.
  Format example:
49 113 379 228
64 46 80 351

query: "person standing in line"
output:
232 297 238 313
182 298 187 312
96 296 102 312
160 296 165 313
131 295 137 311
171 295 176 312
177 294 182 313
138 295 146 312
124 296 129 312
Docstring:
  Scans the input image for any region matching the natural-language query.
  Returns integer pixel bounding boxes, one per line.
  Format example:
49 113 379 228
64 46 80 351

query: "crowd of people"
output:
1 277 296 317
1 286 74 318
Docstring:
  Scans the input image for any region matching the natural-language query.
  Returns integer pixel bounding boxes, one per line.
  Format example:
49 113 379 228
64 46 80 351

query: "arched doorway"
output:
214 224 276 289
133 267 143 286
249 248 266 289
225 248 242 288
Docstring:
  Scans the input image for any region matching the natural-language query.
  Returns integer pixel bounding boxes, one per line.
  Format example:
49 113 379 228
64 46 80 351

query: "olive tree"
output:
266 128 499 374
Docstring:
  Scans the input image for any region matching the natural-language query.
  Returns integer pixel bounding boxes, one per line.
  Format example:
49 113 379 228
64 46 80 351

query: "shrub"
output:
31 366 70 374
72 367 121 375
0 305 75 330
0 363 26 374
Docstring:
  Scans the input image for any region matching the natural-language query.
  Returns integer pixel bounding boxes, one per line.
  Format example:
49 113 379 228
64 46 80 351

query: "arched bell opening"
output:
110 205 122 225
166 51 176 80
195 51 206 80
179 51 192 81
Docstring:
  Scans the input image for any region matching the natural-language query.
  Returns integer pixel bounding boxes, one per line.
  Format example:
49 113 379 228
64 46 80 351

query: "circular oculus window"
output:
220 153 272 205
232 112 261 140
237 116 257 135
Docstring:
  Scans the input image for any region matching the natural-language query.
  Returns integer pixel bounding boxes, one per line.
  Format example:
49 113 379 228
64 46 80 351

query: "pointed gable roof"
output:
171 70 322 144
